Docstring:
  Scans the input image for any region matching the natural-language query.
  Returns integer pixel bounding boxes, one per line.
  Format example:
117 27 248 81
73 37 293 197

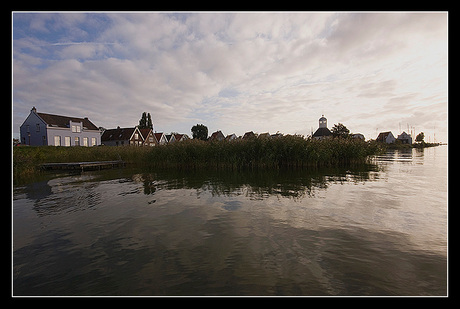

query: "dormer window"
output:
72 124 81 133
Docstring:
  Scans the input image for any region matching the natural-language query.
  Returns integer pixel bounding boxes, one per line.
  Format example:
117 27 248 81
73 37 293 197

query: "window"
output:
65 136 71 146
135 133 139 139
36 124 40 132
42 136 46 145
26 125 30 132
83 137 88 147
75 137 80 146
91 137 96 146
54 136 61 146
72 125 81 133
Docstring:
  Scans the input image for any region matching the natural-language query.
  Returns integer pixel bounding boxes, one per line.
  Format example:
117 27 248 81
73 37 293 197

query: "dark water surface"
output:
13 146 448 296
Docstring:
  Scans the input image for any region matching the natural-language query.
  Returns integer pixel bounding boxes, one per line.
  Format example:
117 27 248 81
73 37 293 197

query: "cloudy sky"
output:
13 12 448 142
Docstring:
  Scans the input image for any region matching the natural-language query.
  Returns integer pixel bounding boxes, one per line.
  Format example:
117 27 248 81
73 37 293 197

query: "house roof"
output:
312 127 332 137
242 131 256 139
139 128 152 140
154 132 165 141
209 130 225 141
101 127 136 142
376 131 393 141
37 112 98 130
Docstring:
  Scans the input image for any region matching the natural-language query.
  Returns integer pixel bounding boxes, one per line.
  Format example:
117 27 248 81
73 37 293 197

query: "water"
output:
12 146 448 296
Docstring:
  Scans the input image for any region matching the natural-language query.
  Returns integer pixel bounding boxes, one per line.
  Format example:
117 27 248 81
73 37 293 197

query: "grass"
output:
13 135 386 182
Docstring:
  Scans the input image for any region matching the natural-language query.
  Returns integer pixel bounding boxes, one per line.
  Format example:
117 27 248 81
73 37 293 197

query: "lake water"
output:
12 146 448 296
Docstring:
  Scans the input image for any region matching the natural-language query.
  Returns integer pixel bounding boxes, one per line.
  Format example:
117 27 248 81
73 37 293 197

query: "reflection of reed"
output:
135 164 379 200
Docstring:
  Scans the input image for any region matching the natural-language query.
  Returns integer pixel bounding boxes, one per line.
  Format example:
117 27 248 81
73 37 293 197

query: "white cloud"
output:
13 12 447 142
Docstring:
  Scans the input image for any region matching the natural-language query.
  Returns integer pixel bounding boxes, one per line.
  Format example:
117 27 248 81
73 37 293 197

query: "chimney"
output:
31 106 37 113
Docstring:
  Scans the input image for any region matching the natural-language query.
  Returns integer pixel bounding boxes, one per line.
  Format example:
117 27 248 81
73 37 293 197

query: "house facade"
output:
376 131 396 144
139 128 156 146
209 130 225 142
20 107 100 146
101 126 144 146
174 133 190 142
154 132 168 145
397 131 412 144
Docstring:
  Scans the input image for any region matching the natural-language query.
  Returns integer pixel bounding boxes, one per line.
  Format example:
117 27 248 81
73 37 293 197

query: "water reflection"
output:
13 147 447 296
135 165 381 201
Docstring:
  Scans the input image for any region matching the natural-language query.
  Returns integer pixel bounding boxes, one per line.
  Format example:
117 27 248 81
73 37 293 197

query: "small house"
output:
139 128 156 146
174 133 190 142
165 134 176 144
209 130 225 142
242 131 256 140
352 133 365 140
376 131 396 144
226 133 237 141
101 126 144 146
258 132 271 139
397 131 412 144
20 107 100 146
154 132 168 145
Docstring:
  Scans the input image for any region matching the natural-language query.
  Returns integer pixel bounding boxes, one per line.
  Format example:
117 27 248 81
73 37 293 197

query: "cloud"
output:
13 12 447 141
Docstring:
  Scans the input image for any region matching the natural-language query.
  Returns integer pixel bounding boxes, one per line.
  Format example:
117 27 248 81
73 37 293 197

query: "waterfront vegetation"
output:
13 135 390 181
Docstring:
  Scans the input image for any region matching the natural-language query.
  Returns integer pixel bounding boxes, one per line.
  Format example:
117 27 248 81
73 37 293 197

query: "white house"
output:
20 107 100 146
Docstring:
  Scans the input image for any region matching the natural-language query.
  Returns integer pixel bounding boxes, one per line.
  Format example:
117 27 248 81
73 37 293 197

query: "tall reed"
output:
13 136 385 181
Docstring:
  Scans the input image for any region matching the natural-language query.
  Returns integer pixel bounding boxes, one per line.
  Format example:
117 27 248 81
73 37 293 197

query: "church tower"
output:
319 115 327 128
312 115 332 140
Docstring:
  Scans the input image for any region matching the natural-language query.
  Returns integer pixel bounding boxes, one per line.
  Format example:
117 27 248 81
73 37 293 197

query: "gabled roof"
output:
139 128 153 140
242 131 256 139
37 112 98 130
312 127 332 137
376 131 393 141
154 132 165 141
209 130 225 141
101 127 137 142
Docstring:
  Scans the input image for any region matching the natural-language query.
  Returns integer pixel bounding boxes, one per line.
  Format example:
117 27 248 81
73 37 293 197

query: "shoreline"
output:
13 136 440 183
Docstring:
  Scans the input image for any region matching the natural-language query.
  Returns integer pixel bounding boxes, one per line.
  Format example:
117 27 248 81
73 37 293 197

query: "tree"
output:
416 132 425 143
147 113 153 130
139 112 153 129
331 123 351 138
191 124 208 141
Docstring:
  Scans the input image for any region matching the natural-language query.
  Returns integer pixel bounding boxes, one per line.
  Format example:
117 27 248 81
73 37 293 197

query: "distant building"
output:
242 131 256 140
20 107 100 146
209 130 225 142
258 132 271 139
225 133 237 141
154 132 168 145
139 128 156 146
397 131 412 144
101 126 144 146
376 131 396 144
352 133 365 140
312 115 332 140
174 133 190 142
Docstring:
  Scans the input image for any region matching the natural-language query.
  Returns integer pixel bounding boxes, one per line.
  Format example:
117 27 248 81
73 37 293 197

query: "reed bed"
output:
13 136 385 181
146 135 385 170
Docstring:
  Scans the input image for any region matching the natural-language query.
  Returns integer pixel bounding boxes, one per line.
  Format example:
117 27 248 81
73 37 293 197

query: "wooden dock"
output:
40 160 125 171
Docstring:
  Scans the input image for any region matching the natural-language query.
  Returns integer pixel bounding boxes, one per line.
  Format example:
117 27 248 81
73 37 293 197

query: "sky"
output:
12 12 448 142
